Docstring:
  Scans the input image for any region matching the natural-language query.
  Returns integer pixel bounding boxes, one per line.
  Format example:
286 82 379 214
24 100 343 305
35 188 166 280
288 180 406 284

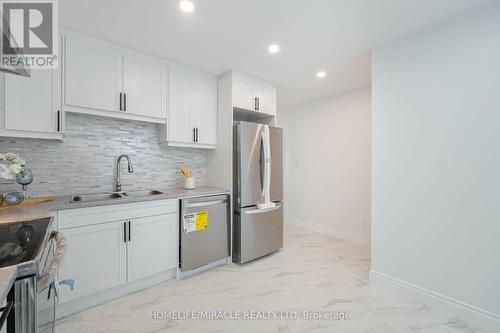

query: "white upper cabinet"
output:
195 76 218 145
254 82 276 116
64 35 123 113
167 67 194 144
163 67 217 149
233 73 255 111
61 32 219 146
233 72 276 116
0 67 63 140
122 54 167 119
63 34 167 123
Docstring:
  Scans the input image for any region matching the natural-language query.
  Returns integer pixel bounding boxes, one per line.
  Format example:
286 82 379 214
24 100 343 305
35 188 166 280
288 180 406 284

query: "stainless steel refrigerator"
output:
233 121 283 264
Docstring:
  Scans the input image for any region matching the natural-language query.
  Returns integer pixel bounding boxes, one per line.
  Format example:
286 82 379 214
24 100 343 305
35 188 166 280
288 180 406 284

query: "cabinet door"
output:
168 68 194 143
58 221 127 303
4 68 61 133
233 73 255 111
122 55 167 119
65 36 123 112
128 214 177 281
255 82 276 116
195 76 217 145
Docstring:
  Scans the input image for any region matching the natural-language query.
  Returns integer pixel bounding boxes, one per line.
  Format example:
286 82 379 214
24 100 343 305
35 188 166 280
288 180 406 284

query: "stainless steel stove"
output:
0 218 64 333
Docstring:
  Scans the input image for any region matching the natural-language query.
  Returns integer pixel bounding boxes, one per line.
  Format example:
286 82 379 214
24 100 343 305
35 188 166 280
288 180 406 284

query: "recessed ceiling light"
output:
316 71 326 79
179 1 194 13
268 44 280 54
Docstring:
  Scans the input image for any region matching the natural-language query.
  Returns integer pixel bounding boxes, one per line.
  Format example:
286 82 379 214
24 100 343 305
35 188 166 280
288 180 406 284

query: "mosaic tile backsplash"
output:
0 113 211 197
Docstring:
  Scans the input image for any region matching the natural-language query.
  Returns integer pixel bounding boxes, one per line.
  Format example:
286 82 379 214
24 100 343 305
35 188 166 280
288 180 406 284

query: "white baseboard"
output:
370 270 500 332
286 218 370 246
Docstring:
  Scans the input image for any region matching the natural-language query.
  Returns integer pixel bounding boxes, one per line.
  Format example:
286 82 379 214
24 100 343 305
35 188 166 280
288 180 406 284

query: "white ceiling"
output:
60 0 494 108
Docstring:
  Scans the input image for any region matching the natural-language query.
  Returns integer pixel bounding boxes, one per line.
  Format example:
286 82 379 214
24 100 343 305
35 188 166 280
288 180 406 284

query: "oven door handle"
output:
37 231 66 290
0 299 14 330
49 231 66 266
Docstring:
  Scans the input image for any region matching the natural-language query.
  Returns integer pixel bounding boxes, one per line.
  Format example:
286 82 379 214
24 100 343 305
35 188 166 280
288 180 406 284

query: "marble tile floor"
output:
55 225 481 333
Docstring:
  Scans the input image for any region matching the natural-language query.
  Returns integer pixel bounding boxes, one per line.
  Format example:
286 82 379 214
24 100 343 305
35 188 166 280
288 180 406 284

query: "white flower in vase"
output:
0 164 15 180
0 152 31 203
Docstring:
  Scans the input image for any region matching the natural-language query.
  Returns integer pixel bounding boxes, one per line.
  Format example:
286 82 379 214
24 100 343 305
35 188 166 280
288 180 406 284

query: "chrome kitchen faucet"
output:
115 154 134 192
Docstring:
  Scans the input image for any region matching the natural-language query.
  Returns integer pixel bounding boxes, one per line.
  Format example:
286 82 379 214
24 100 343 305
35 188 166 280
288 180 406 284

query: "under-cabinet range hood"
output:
0 12 30 77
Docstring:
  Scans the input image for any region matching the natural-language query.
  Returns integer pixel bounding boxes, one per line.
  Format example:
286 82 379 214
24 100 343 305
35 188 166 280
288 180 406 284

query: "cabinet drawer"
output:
58 199 178 229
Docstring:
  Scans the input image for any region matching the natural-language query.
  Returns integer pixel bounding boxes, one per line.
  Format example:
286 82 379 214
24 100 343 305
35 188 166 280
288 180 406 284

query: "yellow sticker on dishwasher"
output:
195 211 208 231
183 211 208 233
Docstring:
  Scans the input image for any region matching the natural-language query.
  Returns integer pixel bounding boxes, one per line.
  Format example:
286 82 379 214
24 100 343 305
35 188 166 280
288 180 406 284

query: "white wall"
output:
279 88 371 244
371 2 500 325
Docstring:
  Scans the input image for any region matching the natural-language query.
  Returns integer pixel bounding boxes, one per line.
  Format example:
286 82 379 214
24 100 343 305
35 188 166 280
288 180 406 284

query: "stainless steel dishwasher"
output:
179 195 230 272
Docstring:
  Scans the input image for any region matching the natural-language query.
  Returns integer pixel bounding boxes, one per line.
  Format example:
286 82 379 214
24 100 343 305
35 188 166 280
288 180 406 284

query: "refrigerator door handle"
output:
259 130 266 193
245 203 282 215
260 125 272 203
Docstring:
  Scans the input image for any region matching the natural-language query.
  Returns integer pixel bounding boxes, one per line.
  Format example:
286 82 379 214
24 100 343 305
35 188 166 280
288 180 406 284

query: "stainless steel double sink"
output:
71 190 164 203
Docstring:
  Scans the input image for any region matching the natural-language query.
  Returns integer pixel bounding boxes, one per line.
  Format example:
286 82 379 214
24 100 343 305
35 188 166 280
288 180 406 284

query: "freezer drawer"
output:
180 195 230 272
233 203 283 264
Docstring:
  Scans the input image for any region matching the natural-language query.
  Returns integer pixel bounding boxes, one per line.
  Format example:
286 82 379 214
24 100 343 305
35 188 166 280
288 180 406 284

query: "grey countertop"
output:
0 186 229 291
0 266 16 302
0 186 229 224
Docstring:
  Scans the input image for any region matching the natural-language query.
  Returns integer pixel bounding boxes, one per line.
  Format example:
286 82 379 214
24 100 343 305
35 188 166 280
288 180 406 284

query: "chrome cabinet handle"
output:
123 222 127 243
119 93 123 111
123 93 127 111
193 128 196 142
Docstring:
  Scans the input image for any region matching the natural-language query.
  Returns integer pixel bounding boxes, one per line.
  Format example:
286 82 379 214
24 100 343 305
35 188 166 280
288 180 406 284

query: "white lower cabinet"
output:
57 200 178 308
58 221 127 303
128 214 177 281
